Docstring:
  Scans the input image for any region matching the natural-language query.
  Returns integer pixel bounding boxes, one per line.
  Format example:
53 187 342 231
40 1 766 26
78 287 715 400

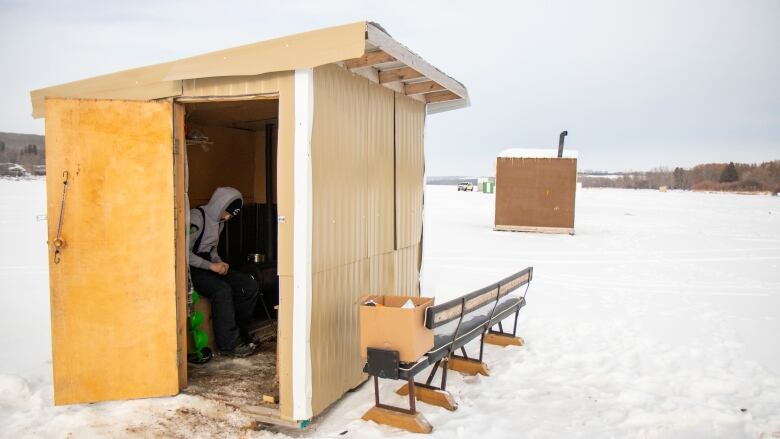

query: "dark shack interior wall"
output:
494 157 577 230
186 101 279 270
184 106 280 344
187 123 257 205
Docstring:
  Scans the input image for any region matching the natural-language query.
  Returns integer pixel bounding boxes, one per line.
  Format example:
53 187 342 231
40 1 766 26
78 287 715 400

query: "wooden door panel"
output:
45 98 179 405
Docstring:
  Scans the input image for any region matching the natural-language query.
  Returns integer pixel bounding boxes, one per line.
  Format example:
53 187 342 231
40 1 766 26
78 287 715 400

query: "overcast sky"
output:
1 0 777 174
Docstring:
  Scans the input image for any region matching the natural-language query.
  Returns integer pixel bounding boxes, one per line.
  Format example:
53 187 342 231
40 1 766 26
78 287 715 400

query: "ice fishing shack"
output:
494 131 577 234
30 21 469 426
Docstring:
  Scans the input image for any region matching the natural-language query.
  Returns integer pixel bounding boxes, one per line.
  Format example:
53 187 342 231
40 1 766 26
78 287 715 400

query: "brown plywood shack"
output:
494 149 578 234
31 21 468 425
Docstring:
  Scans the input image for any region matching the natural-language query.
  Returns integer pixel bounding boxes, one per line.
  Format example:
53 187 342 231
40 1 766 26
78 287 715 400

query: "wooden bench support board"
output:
484 333 524 347
494 225 575 235
362 406 433 434
448 357 490 376
396 384 457 411
224 403 301 429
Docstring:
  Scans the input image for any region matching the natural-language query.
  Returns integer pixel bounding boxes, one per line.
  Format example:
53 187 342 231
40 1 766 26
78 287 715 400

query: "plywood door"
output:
45 98 180 405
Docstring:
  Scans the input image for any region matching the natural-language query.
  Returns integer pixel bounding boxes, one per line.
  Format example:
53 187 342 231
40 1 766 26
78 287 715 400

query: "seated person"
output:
189 187 259 357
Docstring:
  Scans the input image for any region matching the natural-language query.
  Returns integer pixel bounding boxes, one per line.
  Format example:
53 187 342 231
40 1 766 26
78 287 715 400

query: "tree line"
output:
0 141 45 173
581 161 780 194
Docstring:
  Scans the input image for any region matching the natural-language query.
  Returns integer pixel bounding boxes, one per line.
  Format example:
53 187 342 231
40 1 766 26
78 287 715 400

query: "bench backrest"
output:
424 267 533 329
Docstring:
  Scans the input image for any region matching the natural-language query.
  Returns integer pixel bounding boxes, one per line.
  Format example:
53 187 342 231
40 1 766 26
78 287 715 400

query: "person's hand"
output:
209 262 229 275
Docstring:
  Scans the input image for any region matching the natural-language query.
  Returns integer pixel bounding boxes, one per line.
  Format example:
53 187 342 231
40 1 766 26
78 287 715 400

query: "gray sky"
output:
1 0 778 174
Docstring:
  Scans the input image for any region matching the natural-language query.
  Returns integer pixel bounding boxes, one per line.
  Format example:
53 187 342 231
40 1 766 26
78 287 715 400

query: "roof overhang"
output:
30 21 469 118
352 22 469 114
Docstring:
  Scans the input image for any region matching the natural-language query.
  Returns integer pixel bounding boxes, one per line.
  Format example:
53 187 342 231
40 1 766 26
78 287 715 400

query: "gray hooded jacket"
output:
188 186 242 270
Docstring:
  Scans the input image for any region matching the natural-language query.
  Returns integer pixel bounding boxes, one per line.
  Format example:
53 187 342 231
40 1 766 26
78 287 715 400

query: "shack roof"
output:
30 21 469 118
498 148 579 159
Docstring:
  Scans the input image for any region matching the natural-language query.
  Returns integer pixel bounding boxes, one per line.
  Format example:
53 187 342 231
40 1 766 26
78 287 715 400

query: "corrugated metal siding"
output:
394 244 420 297
182 71 288 97
310 64 371 416
311 64 368 274
309 65 426 416
369 251 395 296
394 94 426 250
310 259 367 415
367 83 395 258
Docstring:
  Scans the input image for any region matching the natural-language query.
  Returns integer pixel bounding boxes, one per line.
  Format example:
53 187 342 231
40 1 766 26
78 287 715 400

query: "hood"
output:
203 187 242 221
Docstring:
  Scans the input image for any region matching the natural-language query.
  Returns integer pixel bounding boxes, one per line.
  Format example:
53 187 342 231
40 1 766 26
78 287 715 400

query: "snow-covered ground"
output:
1 179 779 438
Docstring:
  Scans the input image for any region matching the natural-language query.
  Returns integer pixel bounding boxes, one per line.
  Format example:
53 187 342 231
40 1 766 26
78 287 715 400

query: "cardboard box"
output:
359 296 434 363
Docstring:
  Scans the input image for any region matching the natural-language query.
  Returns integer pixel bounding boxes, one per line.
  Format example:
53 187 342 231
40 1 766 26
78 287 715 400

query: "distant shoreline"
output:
426 183 777 196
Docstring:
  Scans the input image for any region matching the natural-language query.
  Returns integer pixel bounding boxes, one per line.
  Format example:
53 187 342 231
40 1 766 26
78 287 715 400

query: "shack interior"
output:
182 98 282 409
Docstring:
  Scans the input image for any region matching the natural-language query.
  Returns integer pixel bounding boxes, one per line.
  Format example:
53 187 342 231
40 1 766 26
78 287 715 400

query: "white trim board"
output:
292 68 314 420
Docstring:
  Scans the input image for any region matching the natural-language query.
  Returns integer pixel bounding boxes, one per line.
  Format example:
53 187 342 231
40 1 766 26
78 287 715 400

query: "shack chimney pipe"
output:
557 130 568 158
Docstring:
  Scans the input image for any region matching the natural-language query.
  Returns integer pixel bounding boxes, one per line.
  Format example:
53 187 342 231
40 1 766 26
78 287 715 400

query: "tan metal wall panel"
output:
275 73 295 278
277 276 294 420
44 98 179 404
366 83 395 257
308 65 426 416
494 157 577 230
310 259 368 415
394 245 421 297
368 251 396 296
182 71 288 97
365 83 395 256
394 94 426 250
311 64 369 273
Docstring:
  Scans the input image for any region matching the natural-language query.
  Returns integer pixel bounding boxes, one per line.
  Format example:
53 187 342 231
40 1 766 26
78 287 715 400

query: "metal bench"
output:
361 267 533 433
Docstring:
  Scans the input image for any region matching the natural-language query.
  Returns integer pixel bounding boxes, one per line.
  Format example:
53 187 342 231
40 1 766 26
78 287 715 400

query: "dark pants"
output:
190 267 259 351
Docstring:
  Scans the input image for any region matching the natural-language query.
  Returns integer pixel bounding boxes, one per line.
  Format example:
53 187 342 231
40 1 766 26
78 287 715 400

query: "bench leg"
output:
362 406 433 434
484 309 525 347
396 383 458 411
448 356 490 376
484 332 524 347
363 376 434 434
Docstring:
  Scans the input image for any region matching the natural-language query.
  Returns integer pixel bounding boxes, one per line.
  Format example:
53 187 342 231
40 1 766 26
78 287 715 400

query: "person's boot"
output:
240 327 264 346
222 342 259 358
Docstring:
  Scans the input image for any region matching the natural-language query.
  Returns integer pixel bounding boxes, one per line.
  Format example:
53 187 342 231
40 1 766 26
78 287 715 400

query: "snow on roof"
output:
498 148 578 159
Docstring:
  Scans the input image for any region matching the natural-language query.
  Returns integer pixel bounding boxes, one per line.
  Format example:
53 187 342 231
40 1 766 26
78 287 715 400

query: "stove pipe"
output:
557 130 568 158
